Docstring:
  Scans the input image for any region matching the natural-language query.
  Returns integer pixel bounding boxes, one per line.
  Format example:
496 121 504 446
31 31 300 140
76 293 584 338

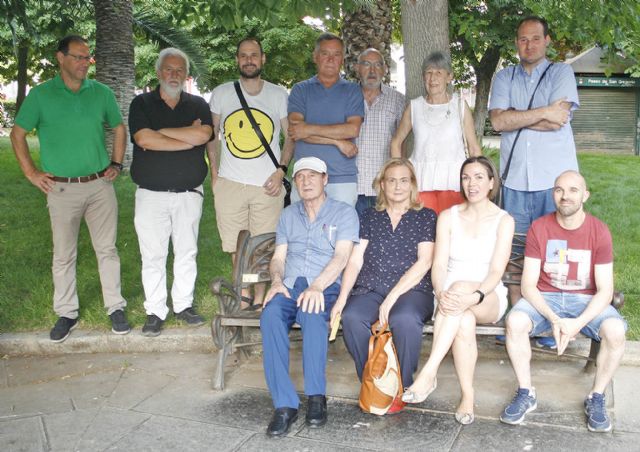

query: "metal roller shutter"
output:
572 88 637 154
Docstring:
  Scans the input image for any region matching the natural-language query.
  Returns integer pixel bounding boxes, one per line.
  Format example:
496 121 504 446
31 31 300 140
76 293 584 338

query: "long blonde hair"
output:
373 158 422 211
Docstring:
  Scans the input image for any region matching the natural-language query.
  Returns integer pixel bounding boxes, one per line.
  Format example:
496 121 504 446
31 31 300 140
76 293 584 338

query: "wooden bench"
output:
210 230 623 390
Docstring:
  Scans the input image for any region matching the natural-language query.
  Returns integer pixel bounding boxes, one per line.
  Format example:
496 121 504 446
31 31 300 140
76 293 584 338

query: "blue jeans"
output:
509 292 627 341
503 186 555 256
502 187 555 235
355 195 376 218
260 277 340 409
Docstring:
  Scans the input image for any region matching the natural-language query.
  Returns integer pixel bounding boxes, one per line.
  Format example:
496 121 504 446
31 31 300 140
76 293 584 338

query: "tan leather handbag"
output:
358 321 403 415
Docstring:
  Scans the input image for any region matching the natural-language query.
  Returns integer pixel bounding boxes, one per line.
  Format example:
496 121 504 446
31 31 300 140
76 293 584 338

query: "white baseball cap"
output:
292 157 327 177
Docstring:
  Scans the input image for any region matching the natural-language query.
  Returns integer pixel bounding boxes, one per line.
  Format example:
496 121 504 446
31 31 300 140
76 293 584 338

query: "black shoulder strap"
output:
233 81 279 169
501 63 554 183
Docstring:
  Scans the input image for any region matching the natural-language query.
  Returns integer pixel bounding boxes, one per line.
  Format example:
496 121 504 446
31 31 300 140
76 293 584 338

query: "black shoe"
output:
109 309 131 335
305 395 327 427
175 307 204 326
142 314 164 337
50 317 78 343
266 407 298 437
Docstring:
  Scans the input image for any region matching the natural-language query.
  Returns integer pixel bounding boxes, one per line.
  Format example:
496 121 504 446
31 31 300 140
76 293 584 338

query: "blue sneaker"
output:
500 387 537 425
585 393 612 432
535 336 557 349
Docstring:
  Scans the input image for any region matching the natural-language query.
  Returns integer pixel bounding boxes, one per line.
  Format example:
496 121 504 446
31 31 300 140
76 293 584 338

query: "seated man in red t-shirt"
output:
500 170 626 432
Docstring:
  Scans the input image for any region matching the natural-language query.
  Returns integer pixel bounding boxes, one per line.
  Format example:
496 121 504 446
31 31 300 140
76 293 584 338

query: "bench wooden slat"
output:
219 311 508 336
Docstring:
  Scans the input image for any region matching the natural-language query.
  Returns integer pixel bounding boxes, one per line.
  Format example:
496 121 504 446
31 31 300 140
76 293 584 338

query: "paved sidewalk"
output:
1 334 639 451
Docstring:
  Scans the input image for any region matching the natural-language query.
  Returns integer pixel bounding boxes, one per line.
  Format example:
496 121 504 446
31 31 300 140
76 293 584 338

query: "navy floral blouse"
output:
351 207 437 296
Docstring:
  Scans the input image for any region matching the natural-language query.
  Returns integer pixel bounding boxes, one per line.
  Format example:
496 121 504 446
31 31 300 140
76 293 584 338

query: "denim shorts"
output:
509 292 627 341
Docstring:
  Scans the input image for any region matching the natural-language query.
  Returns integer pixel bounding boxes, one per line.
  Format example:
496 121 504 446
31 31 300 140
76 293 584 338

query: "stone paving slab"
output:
107 415 253 452
45 406 151 451
241 434 367 451
451 418 640 451
1 350 638 451
0 416 46 451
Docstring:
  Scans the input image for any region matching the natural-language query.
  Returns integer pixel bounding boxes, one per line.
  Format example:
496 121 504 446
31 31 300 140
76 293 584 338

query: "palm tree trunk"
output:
342 1 393 83
94 0 135 167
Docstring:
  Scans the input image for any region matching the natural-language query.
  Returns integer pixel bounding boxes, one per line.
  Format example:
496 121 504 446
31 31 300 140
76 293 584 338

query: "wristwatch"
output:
110 161 124 171
474 289 485 304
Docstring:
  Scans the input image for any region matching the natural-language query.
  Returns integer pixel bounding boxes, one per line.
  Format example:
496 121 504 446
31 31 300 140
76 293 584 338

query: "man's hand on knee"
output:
297 285 325 314
264 282 290 307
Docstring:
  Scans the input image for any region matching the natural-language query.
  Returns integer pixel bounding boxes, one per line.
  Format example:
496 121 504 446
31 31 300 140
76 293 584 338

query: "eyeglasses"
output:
64 52 94 63
358 61 384 69
161 67 186 76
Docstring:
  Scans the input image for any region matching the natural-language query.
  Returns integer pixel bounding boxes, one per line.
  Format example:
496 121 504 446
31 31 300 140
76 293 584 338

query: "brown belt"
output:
52 168 108 183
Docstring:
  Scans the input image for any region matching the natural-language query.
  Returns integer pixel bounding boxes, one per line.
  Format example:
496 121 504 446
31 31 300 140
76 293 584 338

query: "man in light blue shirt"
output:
490 15 579 234
489 16 580 328
260 157 359 436
288 33 364 206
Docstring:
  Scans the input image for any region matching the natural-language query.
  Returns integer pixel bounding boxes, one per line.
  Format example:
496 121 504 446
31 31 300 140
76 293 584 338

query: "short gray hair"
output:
357 48 384 65
421 51 452 76
155 47 189 74
314 32 344 54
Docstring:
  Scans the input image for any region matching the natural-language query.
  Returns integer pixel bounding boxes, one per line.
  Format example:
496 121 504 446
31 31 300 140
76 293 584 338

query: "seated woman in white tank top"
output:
401 156 514 425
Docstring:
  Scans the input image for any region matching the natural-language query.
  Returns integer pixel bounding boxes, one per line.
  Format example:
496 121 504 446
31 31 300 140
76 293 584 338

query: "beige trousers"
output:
46 178 126 318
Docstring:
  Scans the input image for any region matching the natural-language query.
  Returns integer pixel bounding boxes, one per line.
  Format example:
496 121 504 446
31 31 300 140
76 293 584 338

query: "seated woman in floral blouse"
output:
331 158 437 414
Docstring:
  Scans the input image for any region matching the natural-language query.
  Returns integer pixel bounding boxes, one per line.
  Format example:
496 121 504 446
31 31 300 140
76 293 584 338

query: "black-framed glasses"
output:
64 52 94 63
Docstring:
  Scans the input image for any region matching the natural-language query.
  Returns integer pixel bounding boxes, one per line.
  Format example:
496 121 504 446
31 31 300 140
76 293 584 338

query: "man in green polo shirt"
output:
10 35 130 342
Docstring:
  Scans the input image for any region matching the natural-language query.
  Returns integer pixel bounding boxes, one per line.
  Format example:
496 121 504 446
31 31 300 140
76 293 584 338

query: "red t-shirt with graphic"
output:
525 213 613 295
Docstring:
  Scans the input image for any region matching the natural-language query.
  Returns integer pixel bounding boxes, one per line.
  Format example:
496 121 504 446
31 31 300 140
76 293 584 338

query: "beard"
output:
362 77 382 90
160 80 183 99
239 64 262 79
556 201 582 218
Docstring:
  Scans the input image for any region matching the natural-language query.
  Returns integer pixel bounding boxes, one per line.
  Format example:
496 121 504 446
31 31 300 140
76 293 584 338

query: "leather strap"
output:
501 63 554 184
52 168 107 183
233 81 280 170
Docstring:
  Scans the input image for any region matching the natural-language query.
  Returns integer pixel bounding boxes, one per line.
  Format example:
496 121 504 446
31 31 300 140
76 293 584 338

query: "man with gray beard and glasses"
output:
128 48 213 336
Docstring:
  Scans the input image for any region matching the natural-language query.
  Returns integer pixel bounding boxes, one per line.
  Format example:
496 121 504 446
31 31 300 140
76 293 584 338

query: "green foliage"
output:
449 0 530 87
181 16 319 91
532 0 640 76
0 98 16 127
0 0 94 86
168 0 374 31
133 4 212 88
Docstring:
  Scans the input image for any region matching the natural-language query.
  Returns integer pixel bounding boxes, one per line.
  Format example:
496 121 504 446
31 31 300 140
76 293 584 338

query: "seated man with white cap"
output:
260 156 359 436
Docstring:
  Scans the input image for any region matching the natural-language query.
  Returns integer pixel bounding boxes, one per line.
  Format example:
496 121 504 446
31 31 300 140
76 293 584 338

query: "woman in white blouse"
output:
391 51 481 214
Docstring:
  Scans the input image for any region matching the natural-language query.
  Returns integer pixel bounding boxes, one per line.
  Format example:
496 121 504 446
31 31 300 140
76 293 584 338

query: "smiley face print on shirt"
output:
223 108 275 159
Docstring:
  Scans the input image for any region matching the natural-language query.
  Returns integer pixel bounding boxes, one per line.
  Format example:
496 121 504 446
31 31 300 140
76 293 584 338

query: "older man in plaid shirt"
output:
353 48 405 217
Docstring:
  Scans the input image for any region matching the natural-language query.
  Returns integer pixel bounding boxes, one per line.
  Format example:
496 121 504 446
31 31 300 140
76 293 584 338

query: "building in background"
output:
568 46 640 155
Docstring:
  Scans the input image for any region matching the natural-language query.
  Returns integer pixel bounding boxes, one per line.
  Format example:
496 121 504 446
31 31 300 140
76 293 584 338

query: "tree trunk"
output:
15 43 29 112
94 0 135 167
341 1 392 83
472 47 501 140
400 0 449 100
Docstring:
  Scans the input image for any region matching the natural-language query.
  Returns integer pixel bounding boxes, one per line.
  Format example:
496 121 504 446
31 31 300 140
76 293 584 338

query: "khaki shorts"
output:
213 177 284 252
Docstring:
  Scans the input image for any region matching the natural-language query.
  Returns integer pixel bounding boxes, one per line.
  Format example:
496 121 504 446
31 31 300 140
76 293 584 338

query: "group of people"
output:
10 14 626 439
